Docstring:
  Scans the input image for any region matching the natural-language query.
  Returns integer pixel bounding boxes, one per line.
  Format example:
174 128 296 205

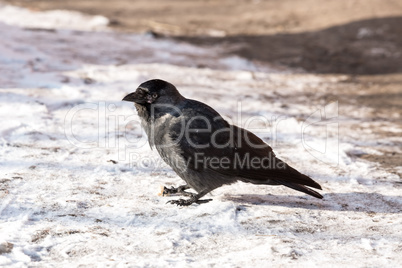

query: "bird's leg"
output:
166 190 212 206
162 185 193 197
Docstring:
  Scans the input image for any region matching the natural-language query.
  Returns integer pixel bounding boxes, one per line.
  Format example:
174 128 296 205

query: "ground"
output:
0 1 401 267
4 0 402 74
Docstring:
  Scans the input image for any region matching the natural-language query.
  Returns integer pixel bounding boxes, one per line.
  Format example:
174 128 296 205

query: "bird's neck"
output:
137 100 184 122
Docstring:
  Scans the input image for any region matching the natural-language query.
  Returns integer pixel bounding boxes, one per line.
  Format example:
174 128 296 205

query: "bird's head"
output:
122 79 184 106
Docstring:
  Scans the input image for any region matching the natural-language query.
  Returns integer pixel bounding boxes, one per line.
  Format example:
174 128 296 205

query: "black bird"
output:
123 79 323 206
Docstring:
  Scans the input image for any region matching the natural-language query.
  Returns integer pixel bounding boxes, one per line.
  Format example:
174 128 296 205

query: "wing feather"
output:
171 99 322 196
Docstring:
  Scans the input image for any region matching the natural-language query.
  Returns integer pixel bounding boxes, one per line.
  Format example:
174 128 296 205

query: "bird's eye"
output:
152 93 158 98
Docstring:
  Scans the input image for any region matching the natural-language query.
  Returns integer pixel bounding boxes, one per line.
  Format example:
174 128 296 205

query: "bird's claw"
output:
166 198 213 206
162 186 177 196
195 199 213 204
162 185 194 197
166 198 192 206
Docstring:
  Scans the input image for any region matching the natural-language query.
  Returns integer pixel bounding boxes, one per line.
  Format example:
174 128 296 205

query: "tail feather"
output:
279 181 323 199
297 173 322 190
271 159 322 190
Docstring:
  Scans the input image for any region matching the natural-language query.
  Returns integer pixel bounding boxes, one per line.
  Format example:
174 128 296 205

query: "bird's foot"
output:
166 198 213 206
162 186 178 196
162 185 193 197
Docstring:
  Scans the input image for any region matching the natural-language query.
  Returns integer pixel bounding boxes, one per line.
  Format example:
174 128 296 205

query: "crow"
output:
123 79 323 206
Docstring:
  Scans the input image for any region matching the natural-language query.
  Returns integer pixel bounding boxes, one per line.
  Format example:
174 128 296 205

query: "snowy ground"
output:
0 4 401 267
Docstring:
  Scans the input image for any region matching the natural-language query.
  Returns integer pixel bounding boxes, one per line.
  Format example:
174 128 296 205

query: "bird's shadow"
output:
222 192 402 214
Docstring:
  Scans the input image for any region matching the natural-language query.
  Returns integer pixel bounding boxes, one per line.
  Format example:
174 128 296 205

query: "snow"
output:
0 4 109 31
0 4 401 267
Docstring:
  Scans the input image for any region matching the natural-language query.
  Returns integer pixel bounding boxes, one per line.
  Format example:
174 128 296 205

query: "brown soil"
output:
4 0 402 74
3 0 402 176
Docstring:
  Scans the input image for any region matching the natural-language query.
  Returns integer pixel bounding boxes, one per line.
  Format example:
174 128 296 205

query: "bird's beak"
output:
122 92 144 103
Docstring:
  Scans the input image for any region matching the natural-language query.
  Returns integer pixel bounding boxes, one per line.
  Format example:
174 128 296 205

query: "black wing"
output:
171 99 322 198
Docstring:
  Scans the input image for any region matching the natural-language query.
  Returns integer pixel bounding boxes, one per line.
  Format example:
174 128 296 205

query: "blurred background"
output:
3 0 402 74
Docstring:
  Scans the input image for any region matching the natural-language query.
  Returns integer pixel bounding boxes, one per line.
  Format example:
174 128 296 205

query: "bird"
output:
122 79 323 206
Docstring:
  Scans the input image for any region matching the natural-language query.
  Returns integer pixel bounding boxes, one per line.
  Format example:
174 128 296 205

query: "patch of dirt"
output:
4 0 402 74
